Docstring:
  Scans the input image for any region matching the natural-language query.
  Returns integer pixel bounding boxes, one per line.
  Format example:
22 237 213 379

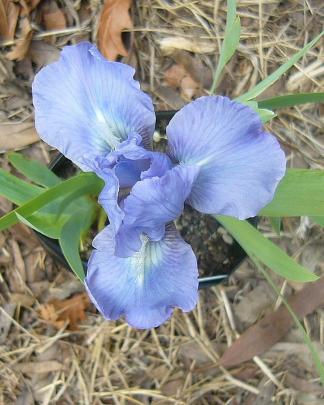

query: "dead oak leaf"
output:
220 276 324 368
98 0 133 61
39 292 90 330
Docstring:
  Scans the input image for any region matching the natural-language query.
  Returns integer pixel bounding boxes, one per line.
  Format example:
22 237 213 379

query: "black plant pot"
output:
36 111 254 288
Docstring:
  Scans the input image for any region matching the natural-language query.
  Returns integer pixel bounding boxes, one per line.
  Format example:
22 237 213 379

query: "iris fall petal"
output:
85 225 198 329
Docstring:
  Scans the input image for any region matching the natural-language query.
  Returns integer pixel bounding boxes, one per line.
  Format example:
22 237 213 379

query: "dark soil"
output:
177 206 243 278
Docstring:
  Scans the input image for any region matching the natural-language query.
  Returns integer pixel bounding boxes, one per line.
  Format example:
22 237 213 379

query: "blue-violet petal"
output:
85 224 198 329
32 42 155 171
166 96 286 219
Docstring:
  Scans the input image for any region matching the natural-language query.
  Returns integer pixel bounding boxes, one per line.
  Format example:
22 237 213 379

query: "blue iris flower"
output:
32 42 286 329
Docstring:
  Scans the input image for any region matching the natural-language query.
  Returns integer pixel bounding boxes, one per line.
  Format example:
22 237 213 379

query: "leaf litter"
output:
0 0 323 404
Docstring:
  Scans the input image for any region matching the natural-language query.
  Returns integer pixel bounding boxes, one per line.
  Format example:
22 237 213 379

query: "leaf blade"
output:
59 212 89 282
210 0 241 92
0 172 103 232
8 152 61 187
261 169 324 217
215 215 318 282
258 92 324 110
0 168 43 205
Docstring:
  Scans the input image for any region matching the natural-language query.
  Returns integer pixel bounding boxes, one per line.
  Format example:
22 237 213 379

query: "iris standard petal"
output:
85 224 198 329
114 164 199 257
32 42 155 171
166 96 286 219
96 142 173 239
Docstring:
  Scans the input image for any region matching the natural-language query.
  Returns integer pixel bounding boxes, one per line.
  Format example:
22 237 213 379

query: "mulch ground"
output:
0 0 323 404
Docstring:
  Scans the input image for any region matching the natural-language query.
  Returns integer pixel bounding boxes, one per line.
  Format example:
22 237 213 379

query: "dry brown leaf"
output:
220 276 324 368
98 0 133 61
42 2 66 30
6 17 33 61
0 0 20 39
39 292 90 330
164 64 200 101
0 121 39 151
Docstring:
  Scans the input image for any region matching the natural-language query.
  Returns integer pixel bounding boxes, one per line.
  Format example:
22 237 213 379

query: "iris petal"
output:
32 42 155 171
166 96 286 219
85 224 198 329
96 139 173 241
114 164 199 257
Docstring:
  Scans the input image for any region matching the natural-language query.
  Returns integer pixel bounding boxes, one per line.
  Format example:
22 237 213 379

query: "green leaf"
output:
257 108 276 123
16 212 67 239
0 172 103 232
215 215 318 282
237 31 324 102
8 152 61 187
243 101 276 123
258 92 324 110
261 169 324 217
59 210 92 282
269 217 281 235
55 185 97 219
210 0 241 92
0 168 44 205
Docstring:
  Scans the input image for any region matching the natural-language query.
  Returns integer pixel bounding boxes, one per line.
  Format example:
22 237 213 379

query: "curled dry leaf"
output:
98 0 133 61
0 122 39 152
6 18 33 61
220 276 324 368
39 292 90 330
